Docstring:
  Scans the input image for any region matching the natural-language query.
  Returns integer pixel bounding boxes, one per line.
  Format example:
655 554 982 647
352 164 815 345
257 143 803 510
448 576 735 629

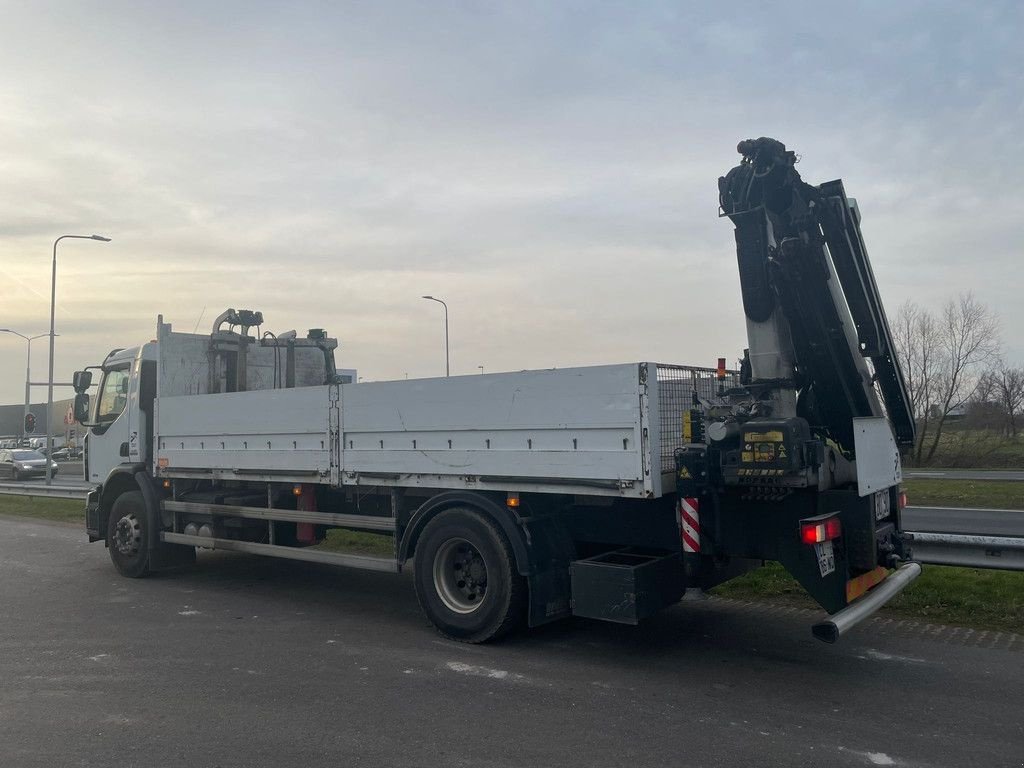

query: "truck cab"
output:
79 344 157 486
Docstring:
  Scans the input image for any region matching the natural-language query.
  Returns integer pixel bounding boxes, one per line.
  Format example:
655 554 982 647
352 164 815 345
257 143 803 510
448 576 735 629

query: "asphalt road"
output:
1 517 1022 767
905 469 1024 481
903 506 1024 537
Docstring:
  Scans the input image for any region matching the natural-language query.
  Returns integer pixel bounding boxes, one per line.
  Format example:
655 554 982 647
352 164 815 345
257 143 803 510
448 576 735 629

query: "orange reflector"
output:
158 458 169 468
162 479 171 489
506 493 520 508
292 485 303 497
846 566 888 603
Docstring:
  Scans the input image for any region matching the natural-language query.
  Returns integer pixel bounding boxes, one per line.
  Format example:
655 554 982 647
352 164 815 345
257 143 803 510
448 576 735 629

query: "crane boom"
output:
718 137 915 452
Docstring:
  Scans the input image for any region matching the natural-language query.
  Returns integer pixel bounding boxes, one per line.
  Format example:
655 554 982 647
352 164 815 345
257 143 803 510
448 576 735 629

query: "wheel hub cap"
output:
433 538 488 614
113 515 141 557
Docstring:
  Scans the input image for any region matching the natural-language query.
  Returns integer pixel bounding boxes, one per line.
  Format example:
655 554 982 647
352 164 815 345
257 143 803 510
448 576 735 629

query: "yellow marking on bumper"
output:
846 566 889 603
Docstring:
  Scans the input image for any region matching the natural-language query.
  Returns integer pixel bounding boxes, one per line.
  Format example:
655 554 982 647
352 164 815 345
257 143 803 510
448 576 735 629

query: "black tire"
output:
106 491 152 578
413 508 526 643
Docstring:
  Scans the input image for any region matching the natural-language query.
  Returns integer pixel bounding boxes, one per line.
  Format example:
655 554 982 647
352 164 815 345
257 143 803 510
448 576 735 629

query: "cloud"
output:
1 1 1022 404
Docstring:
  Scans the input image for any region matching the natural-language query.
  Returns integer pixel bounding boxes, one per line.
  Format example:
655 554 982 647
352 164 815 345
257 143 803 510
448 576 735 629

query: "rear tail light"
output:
800 515 842 545
898 490 908 510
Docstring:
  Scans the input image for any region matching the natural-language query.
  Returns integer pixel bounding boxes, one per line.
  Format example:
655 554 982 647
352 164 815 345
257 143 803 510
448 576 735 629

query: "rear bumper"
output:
811 561 921 643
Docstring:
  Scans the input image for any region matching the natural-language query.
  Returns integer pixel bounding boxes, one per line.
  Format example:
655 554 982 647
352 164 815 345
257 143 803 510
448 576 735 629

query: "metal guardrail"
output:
0 482 89 500
907 531 1024 572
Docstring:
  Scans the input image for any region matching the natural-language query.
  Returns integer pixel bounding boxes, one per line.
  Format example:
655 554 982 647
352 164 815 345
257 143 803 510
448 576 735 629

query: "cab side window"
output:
96 367 130 423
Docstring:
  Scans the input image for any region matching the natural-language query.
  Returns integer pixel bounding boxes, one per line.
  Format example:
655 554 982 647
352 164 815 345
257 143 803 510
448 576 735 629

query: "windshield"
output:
96 365 130 422
12 451 45 461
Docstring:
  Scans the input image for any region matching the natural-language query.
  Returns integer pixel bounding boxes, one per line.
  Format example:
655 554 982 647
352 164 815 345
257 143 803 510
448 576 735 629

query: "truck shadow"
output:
155 549 879 677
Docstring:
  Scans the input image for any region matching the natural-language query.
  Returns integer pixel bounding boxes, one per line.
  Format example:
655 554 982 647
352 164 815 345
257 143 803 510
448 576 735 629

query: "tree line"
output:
892 293 1022 465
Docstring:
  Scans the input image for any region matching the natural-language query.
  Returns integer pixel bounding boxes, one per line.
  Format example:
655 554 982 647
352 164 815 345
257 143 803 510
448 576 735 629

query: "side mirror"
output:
72 370 93 393
73 393 91 425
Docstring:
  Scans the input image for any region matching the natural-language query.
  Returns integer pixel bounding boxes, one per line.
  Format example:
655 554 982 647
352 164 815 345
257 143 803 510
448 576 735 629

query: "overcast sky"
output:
1 1 1021 405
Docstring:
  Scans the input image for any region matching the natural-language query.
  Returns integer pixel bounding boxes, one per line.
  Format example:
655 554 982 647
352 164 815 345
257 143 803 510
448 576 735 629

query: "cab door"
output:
86 362 133 483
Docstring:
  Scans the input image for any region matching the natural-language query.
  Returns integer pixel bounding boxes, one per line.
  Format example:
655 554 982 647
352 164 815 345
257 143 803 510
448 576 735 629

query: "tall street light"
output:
421 295 450 377
47 234 111 484
0 329 49 444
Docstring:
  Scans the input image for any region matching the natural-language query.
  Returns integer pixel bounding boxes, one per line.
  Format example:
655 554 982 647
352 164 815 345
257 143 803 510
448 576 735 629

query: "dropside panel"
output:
155 386 332 481
339 365 652 496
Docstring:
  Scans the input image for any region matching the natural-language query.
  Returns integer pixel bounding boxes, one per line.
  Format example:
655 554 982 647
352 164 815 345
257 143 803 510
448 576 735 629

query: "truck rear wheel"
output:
413 508 525 643
107 491 152 578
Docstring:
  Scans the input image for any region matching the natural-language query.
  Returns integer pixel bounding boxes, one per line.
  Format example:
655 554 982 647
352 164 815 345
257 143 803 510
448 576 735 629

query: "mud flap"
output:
776 533 850 615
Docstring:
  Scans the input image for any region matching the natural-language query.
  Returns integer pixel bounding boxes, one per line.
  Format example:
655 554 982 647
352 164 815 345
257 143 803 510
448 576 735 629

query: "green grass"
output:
318 528 394 556
712 561 1024 633
908 427 1024 468
0 496 83 523
902 478 1024 510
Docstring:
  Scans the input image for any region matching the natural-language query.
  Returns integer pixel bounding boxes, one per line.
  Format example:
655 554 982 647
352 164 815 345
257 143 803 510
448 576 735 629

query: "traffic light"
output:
24 412 36 434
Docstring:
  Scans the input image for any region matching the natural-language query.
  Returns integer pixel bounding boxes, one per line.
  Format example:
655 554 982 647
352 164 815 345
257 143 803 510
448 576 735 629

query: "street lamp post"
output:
421 295 449 377
47 234 111 484
0 329 48 444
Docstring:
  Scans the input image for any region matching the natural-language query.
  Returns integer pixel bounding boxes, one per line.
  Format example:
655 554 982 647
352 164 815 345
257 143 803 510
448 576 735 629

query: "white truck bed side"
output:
155 363 665 498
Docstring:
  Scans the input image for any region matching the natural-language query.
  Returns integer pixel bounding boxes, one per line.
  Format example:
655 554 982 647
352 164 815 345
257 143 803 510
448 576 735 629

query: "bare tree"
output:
984 361 1024 437
892 300 943 463
892 294 1001 464
923 293 1001 462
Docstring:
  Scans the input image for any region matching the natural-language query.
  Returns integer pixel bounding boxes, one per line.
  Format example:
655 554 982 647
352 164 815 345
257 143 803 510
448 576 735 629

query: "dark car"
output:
0 449 59 480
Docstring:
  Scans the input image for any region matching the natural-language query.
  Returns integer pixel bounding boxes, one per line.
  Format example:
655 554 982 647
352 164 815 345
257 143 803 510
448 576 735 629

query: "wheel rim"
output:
113 514 142 557
432 537 488 614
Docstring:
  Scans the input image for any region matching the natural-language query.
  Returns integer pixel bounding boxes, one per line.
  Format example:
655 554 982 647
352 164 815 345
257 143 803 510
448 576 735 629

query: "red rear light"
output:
801 524 822 545
800 515 842 545
899 491 908 510
717 357 727 380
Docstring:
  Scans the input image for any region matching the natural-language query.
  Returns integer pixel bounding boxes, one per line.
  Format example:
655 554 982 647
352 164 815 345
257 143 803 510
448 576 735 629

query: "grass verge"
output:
711 561 1024 633
902 478 1024 510
0 495 83 523
318 528 393 556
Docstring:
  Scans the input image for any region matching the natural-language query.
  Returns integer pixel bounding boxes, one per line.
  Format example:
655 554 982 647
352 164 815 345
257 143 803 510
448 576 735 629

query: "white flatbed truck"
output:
74 138 921 643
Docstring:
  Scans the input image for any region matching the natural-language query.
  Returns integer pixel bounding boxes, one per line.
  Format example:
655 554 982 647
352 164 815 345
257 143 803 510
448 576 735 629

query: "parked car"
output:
0 449 59 480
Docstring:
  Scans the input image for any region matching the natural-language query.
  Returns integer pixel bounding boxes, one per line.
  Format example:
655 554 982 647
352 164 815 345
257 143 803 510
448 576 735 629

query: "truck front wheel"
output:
413 508 525 643
107 491 152 578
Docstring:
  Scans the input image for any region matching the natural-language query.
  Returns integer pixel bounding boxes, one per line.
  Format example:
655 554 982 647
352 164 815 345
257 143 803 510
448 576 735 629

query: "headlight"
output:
14 463 26 470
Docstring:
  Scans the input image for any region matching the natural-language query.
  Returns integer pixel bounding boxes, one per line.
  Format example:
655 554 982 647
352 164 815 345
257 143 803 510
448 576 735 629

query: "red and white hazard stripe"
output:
680 497 700 553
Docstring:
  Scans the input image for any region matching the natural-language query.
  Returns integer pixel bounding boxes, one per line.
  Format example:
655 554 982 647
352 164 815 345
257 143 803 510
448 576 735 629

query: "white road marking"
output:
865 753 896 766
839 747 901 766
445 661 524 681
858 649 929 665
178 610 200 616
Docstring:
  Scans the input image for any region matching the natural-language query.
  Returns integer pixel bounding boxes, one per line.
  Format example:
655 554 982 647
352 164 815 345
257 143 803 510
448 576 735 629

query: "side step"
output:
162 500 396 532
160 531 399 573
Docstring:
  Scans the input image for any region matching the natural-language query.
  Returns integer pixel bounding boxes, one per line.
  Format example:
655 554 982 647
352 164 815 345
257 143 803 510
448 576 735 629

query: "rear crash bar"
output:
811 561 922 643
